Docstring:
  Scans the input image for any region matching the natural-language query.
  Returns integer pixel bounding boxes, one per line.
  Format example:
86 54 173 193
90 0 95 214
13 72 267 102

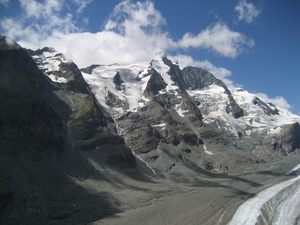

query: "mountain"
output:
80 53 300 172
1 35 300 224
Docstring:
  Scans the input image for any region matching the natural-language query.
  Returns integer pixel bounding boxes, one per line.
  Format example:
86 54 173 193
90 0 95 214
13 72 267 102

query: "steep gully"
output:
112 114 156 174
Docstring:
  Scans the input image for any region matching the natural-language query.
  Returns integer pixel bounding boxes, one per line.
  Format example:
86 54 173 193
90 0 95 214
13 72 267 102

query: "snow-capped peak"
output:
31 47 71 83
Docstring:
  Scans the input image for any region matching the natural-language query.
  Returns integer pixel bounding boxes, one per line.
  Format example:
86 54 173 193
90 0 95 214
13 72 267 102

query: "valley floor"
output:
89 156 300 225
91 157 300 225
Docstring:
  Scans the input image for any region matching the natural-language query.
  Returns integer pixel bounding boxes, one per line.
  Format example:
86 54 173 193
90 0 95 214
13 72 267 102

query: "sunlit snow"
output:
82 61 151 112
32 50 70 83
82 56 178 115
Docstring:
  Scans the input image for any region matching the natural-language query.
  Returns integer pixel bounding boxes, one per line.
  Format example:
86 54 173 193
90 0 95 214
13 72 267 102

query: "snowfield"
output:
82 61 152 112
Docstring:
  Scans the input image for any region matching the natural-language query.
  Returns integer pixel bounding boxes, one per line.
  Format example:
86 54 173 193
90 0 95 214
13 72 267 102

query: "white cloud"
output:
20 0 63 18
0 0 255 68
104 0 166 36
73 0 94 13
177 22 254 58
83 17 89 25
235 0 261 23
0 0 81 49
0 0 9 7
256 93 292 110
0 18 40 45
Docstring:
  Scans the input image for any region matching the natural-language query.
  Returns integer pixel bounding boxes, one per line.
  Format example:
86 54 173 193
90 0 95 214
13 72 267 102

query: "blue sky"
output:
0 0 299 114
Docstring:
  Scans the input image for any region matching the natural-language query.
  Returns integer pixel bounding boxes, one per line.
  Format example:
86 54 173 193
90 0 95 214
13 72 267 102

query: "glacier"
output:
227 165 300 225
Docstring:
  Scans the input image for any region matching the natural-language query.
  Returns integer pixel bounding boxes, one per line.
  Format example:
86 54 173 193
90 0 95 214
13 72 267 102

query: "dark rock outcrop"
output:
113 72 124 91
80 64 101 74
143 68 167 97
252 97 279 116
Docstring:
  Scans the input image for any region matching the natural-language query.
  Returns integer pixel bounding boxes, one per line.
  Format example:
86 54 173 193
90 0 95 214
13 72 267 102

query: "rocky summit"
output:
1 35 300 224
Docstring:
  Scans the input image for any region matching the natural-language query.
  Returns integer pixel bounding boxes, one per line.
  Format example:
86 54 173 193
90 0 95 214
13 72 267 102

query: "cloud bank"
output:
1 0 254 68
0 0 292 110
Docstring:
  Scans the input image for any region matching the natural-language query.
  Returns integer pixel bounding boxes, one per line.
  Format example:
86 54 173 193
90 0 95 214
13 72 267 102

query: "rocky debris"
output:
162 56 188 89
116 112 161 154
105 90 126 109
29 47 124 153
182 66 223 90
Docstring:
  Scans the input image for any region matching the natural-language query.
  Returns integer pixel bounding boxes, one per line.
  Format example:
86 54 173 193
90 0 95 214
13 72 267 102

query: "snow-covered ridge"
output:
188 83 300 138
82 56 180 114
231 87 300 129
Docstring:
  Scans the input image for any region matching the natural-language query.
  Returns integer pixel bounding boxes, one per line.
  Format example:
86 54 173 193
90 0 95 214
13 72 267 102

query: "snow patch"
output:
231 87 300 129
189 84 300 139
132 152 156 174
245 129 251 136
203 145 214 155
48 74 67 83
175 101 188 117
152 123 166 129
267 126 282 135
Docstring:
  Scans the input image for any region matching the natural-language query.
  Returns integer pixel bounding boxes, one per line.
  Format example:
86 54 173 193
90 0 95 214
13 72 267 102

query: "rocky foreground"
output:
1 35 300 224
